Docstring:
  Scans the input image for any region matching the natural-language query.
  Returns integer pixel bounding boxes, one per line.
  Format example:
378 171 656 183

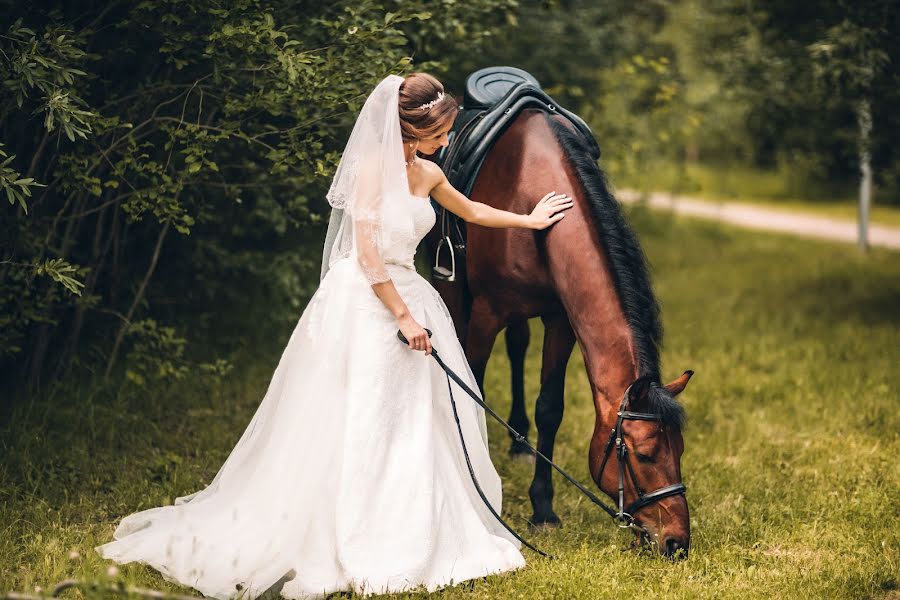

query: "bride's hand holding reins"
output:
530 191 574 230
397 315 433 355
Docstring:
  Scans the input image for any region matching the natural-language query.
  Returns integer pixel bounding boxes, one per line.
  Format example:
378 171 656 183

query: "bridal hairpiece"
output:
416 91 444 111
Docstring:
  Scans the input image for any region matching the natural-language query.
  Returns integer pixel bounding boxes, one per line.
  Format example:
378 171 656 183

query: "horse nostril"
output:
663 537 687 558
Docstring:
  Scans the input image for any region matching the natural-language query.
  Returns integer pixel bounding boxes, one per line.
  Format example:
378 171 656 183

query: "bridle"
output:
399 328 687 557
596 383 687 533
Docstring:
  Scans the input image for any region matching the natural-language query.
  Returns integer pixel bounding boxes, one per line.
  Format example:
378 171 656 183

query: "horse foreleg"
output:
464 296 507 403
505 318 533 460
528 312 576 528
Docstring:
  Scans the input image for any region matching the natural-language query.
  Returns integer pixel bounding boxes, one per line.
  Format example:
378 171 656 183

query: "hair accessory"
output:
416 91 444 111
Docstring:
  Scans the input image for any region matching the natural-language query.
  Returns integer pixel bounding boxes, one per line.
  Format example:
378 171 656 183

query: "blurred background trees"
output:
0 0 515 395
1 0 897 400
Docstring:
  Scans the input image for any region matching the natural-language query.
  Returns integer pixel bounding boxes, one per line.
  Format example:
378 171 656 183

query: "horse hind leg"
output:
528 312 577 529
505 318 533 461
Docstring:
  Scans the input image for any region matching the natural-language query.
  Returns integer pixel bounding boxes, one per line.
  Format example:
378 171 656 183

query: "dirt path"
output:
617 189 900 250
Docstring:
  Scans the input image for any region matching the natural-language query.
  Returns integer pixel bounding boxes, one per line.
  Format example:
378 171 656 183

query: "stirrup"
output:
433 235 457 282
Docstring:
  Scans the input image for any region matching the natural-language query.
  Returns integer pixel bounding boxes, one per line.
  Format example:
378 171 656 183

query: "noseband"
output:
597 383 687 530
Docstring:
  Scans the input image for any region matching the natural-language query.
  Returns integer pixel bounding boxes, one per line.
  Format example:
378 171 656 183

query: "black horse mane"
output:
544 115 664 382
633 376 686 430
542 125 687 429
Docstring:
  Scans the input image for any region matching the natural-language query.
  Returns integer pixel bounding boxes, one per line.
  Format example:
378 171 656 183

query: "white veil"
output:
320 74 409 285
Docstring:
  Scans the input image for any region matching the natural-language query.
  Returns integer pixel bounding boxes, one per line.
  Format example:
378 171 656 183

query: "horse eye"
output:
636 452 655 464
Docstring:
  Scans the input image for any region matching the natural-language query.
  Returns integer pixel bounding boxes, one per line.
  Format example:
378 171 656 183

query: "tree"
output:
0 0 516 393
689 0 899 215
808 10 892 251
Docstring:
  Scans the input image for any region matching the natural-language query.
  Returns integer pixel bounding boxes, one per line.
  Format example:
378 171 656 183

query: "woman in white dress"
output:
95 72 574 599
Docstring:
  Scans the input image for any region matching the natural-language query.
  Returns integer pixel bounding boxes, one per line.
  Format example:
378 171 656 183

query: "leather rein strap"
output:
397 329 687 557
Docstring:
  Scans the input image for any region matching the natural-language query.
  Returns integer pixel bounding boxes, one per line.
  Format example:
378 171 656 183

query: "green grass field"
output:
2 208 898 599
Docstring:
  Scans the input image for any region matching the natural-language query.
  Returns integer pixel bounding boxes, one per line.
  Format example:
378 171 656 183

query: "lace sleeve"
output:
353 209 391 285
319 74 407 286
351 158 392 285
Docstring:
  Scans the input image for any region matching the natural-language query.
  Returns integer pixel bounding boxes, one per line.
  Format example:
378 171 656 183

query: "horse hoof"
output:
528 516 561 531
508 449 536 464
508 440 535 462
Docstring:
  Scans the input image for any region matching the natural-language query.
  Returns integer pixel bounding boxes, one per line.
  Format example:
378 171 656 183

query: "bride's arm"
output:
353 198 413 322
370 279 412 320
372 279 430 354
351 164 420 333
426 163 574 230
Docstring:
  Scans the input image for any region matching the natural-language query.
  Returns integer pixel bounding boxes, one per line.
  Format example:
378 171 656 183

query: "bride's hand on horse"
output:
398 314 432 355
530 191 574 230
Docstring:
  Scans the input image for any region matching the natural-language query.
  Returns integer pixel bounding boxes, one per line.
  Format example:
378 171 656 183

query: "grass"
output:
617 161 900 227
1 208 898 599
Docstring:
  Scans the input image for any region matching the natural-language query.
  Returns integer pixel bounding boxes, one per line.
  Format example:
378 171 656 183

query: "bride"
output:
95 72 574 599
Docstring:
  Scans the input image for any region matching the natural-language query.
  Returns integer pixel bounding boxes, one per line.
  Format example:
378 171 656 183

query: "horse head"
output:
591 371 693 558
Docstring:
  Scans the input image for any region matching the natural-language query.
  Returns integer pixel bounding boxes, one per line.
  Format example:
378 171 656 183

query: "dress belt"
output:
384 259 415 270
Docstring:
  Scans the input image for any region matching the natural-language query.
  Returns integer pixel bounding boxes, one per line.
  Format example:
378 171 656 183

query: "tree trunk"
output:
26 194 88 387
54 205 118 380
857 96 872 252
104 220 171 380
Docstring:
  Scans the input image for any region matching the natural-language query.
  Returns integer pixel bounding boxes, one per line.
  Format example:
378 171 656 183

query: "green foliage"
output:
122 318 232 389
597 51 697 181
1 17 96 144
808 17 891 97
33 257 85 295
0 0 517 391
428 0 690 186
0 143 44 213
685 0 899 186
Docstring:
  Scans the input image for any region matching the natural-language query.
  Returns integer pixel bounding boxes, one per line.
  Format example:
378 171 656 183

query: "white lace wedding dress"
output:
95 192 526 599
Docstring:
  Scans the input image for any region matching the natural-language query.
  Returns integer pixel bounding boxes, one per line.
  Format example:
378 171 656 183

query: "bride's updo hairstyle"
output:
398 72 458 144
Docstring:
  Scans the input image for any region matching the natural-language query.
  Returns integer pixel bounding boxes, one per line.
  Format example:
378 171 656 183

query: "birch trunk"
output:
857 97 872 252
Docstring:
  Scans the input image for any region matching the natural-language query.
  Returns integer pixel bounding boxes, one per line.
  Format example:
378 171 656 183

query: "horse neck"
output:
521 112 641 416
548 209 640 417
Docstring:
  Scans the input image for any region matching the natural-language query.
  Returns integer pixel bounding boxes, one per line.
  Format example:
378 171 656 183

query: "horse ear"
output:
627 378 653 403
665 370 694 396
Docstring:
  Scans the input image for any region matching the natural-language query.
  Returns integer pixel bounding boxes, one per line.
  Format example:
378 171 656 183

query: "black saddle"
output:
430 66 601 282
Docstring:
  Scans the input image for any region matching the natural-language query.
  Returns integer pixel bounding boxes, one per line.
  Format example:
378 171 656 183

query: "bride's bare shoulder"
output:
421 159 446 191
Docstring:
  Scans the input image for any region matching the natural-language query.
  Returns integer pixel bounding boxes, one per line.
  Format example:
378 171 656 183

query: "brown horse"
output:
423 108 693 557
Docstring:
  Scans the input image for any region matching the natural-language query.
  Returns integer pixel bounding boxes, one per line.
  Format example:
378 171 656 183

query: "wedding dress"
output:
95 73 526 599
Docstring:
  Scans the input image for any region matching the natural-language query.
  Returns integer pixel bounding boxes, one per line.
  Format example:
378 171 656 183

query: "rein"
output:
397 329 686 558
